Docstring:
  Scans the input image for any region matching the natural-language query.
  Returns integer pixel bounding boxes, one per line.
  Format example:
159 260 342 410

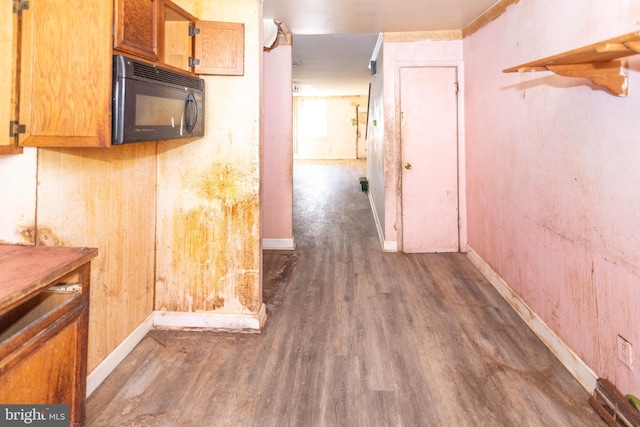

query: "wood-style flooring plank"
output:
86 160 604 427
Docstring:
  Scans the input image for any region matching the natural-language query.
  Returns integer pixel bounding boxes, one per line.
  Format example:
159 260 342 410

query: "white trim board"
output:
153 303 267 331
368 191 398 252
466 246 598 393
262 238 296 251
86 313 154 397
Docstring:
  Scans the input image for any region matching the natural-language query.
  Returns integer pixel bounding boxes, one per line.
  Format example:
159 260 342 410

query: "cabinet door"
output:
194 21 244 76
0 312 86 426
159 0 196 72
19 0 113 147
114 0 159 61
0 3 20 154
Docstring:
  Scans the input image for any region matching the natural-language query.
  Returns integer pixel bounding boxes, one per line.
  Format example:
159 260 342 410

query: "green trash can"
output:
359 177 368 192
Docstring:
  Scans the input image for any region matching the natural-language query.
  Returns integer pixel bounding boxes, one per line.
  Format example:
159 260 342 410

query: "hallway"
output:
86 160 603 426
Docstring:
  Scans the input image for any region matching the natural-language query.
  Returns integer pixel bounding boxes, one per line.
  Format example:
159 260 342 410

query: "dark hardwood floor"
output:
86 159 604 426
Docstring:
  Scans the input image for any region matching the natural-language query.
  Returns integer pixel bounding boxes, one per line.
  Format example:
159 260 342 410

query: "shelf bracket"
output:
546 60 629 97
625 40 640 54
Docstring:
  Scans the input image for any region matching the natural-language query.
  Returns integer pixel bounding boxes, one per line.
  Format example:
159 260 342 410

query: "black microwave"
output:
112 54 205 145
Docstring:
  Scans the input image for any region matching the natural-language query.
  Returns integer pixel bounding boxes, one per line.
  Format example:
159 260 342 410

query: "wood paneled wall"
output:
36 145 157 371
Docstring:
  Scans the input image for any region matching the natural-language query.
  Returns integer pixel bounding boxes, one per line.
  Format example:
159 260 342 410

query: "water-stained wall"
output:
0 149 37 244
155 0 263 316
464 0 640 394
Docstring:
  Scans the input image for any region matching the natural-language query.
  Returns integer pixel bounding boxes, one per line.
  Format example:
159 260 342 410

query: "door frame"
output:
394 61 467 253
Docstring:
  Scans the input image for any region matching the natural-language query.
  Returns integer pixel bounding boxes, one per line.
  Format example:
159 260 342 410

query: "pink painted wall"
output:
464 0 640 394
263 43 294 242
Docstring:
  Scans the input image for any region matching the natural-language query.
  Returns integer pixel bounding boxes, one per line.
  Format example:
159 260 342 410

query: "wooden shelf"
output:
503 31 640 96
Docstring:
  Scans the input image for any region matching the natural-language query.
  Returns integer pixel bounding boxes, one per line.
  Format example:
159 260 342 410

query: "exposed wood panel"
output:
87 161 603 426
35 145 156 372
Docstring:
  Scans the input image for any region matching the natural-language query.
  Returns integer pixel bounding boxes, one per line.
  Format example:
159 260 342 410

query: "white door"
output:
400 67 459 253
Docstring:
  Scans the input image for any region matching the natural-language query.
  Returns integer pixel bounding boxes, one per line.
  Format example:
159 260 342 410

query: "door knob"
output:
404 163 412 170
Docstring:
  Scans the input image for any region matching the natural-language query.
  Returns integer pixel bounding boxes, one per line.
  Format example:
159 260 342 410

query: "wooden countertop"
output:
0 245 98 316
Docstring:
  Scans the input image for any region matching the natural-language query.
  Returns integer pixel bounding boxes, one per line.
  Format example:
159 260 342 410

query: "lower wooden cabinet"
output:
0 245 98 427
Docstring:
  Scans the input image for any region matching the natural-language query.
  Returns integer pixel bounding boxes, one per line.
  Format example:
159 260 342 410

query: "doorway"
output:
400 66 460 253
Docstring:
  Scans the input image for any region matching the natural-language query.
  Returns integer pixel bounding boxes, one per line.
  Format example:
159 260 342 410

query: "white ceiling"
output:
263 0 500 96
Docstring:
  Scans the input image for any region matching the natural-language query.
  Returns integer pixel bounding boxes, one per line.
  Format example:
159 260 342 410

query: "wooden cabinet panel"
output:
114 0 159 61
0 245 97 427
18 0 113 147
159 0 196 72
0 315 82 418
0 4 21 154
195 21 245 76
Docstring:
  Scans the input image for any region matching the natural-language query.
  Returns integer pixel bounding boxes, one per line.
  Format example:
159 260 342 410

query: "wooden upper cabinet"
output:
0 3 21 154
8 0 244 149
19 0 113 147
114 0 159 61
194 21 245 76
159 0 196 72
158 1 245 76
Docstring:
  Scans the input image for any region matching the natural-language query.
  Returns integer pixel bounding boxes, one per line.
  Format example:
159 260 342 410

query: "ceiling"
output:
263 0 500 96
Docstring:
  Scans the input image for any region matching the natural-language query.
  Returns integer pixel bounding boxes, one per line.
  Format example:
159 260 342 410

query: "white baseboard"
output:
383 240 398 252
368 191 398 252
86 313 154 397
466 246 598 393
153 303 267 331
262 238 296 250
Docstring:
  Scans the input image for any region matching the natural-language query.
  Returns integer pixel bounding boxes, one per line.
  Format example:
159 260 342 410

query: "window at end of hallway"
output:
300 99 327 138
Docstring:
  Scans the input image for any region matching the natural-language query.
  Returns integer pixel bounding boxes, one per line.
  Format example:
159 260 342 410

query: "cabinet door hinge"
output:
13 0 29 14
189 57 200 68
455 82 459 94
189 25 200 37
9 121 25 137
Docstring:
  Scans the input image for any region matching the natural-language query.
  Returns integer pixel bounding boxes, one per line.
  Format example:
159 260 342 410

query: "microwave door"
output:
112 54 205 145
115 78 203 144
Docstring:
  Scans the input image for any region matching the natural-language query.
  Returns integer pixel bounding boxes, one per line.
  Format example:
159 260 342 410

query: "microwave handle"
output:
185 93 198 133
